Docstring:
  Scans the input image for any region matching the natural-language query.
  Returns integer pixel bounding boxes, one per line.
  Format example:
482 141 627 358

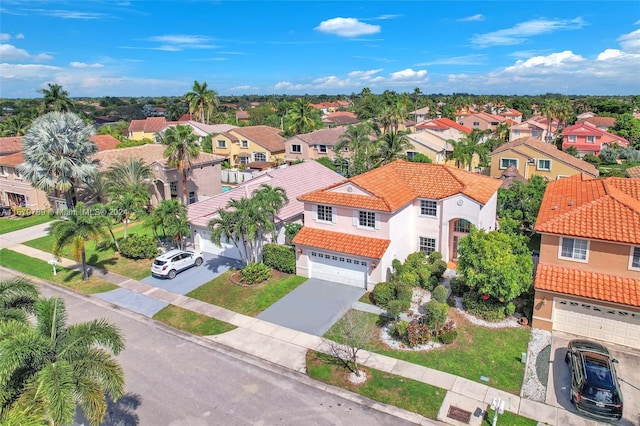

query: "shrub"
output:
429 260 448 281
422 300 449 329
426 275 440 291
14 206 33 217
431 285 448 303
438 330 458 344
284 223 302 244
386 299 405 320
583 153 601 165
407 319 431 347
428 251 443 263
505 301 516 316
262 243 295 273
389 320 409 341
372 281 395 307
449 277 468 297
118 234 159 259
463 292 507 322
599 148 619 165
395 282 413 306
239 262 271 285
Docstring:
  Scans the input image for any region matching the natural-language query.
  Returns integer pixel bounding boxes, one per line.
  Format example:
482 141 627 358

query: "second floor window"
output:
473 121 480 127
568 135 577 143
217 140 226 148
420 200 437 217
317 205 333 222
560 237 588 261
291 144 301 153
631 247 640 269
537 159 551 171
241 140 249 148
358 211 376 228
253 152 267 162
586 135 596 143
500 158 517 169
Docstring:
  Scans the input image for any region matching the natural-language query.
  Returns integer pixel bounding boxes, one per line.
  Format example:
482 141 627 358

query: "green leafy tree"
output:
407 153 432 163
315 157 337 171
334 122 378 176
144 199 190 248
497 175 547 234
0 277 38 324
185 80 218 123
0 114 32 136
0 297 125 426
457 228 533 301
376 129 414 166
609 114 640 148
97 120 128 141
39 83 74 113
158 125 200 204
286 98 320 135
19 112 98 208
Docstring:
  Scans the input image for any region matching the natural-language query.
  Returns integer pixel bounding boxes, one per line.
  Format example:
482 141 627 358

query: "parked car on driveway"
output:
565 339 623 421
151 249 204 279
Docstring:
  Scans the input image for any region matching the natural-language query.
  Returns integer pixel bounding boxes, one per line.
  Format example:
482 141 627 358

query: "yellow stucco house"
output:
209 125 286 167
127 117 176 141
488 137 598 181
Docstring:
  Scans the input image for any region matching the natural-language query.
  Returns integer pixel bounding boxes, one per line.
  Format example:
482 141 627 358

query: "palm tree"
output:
158 125 200 204
78 173 111 205
18 112 98 209
50 202 107 280
39 83 74 113
105 157 153 202
540 99 557 143
252 184 289 242
184 80 218 123
0 297 125 426
335 123 378 176
287 98 317 135
0 277 39 324
144 199 189 247
447 129 490 170
376 130 414 166
412 87 422 116
0 114 32 136
91 203 121 252
109 191 147 239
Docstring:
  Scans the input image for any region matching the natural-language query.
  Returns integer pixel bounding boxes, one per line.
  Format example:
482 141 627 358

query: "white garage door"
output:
309 251 367 288
553 299 640 349
195 229 242 260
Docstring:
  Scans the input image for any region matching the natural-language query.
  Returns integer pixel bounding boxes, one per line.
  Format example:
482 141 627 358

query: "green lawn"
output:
23 221 155 280
187 270 306 316
598 161 639 177
0 248 118 294
358 292 374 304
484 408 537 426
306 350 445 420
0 214 53 235
325 310 530 395
153 305 236 335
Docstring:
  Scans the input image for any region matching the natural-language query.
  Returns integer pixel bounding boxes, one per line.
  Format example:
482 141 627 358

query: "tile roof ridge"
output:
602 179 640 213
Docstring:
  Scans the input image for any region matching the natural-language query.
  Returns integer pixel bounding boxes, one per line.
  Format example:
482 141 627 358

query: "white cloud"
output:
369 14 401 21
139 34 218 51
458 14 485 22
147 35 211 44
416 54 486 66
70 61 104 68
314 17 381 37
504 51 585 72
229 85 258 92
0 44 52 61
16 33 24 39
618 29 640 52
389 68 427 80
348 69 383 79
0 34 10 41
0 63 62 80
27 9 106 19
472 17 586 47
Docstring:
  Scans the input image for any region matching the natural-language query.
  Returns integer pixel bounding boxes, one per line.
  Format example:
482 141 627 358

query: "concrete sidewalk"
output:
0 231 598 426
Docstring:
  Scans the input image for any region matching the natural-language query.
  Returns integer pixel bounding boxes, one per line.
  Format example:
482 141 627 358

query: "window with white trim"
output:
358 211 375 228
568 135 577 143
419 237 436 255
253 152 267 162
217 139 226 148
318 145 328 154
513 130 521 137
500 158 517 169
0 166 7 176
406 151 418 160
239 156 249 165
420 200 437 217
291 144 301 153
317 205 333 222
472 121 480 127
586 135 596 143
241 139 249 148
631 247 640 269
560 238 588 261
14 167 21 179
537 159 551 171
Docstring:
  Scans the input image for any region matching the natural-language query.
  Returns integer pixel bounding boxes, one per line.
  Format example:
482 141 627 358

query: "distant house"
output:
187 161 344 259
127 117 177 141
413 117 472 135
235 110 250 124
509 116 555 142
178 121 237 143
562 122 629 156
284 127 355 164
292 160 502 289
532 174 640 348
408 106 432 123
210 125 285 167
92 144 225 206
489 137 598 181
322 111 359 127
405 127 467 166
576 116 617 131
499 108 522 123
458 112 507 131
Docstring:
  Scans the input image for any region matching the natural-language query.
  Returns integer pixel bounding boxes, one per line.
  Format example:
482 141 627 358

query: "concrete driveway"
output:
141 252 243 295
257 278 366 336
547 331 640 425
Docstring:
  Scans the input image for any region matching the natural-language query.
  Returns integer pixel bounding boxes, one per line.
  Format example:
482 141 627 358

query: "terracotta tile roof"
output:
0 152 24 166
323 111 359 126
91 144 225 172
626 165 640 179
562 122 629 148
415 118 472 134
535 175 640 244
489 136 598 176
0 135 120 166
534 264 640 307
292 227 390 259
577 116 617 128
0 136 23 155
500 108 522 117
127 117 172 133
288 127 349 146
299 160 502 211
228 126 285 153
187 160 344 227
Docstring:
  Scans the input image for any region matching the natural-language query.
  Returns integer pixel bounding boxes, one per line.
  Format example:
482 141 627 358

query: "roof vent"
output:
552 205 558 210
568 201 575 206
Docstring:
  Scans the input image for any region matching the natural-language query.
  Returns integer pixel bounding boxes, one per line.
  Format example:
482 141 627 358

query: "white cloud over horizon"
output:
472 17 587 48
0 44 52 61
458 14 485 22
315 17 381 37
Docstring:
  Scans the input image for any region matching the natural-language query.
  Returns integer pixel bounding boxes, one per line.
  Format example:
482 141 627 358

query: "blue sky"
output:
1 1 639 98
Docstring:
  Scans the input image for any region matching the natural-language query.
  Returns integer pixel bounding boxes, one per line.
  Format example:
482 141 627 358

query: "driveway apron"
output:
94 288 169 317
257 278 365 336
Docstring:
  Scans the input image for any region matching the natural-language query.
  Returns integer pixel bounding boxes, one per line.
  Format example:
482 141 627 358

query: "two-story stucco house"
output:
562 122 629 157
284 127 350 164
292 160 502 290
532 174 640 349
210 125 285 167
488 137 598 181
127 117 177 141
458 112 507 131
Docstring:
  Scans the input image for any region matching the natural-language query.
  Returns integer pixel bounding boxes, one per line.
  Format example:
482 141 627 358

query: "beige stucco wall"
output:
490 147 586 180
0 166 50 211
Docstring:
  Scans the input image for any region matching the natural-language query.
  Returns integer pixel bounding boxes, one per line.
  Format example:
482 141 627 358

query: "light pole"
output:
490 397 505 426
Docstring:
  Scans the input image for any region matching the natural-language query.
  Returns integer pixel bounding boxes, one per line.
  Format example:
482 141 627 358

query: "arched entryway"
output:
449 218 471 261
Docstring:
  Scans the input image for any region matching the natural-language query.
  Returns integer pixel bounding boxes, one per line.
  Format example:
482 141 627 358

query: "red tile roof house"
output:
322 111 360 127
458 112 507 131
562 122 629 157
127 117 179 140
531 174 640 348
0 135 120 211
186 160 344 260
292 160 502 290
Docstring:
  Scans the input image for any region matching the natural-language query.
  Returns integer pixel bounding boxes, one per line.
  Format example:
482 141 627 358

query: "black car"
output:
565 339 623 421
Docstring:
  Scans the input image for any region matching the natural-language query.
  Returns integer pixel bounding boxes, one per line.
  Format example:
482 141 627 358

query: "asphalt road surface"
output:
32 282 415 426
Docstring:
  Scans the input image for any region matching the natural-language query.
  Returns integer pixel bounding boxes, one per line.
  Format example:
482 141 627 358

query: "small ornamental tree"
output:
457 227 533 302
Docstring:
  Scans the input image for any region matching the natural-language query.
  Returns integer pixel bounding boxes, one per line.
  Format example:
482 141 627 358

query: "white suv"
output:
151 249 204 279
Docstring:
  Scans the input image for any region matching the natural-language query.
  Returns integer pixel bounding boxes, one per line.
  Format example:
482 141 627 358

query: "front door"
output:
452 236 460 260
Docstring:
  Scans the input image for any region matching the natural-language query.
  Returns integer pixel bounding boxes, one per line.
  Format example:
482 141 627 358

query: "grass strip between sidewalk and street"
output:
0 248 118 294
187 270 307 317
483 407 537 426
306 350 445 420
0 214 53 235
153 304 236 336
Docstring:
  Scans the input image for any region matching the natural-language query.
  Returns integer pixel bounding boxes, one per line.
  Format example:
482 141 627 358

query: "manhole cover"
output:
447 406 472 423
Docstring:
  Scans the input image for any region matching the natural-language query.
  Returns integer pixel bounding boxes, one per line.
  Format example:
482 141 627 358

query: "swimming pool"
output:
222 185 232 193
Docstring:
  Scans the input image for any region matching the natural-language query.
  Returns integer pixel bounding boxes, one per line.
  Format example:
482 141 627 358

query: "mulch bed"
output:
229 268 285 287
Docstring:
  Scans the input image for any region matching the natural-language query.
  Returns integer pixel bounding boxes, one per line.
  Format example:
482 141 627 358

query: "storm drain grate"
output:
447 405 472 424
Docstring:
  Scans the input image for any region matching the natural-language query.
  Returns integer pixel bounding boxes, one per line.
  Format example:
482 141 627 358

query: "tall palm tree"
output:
0 297 125 426
412 87 422 116
144 199 189 247
286 98 317 135
108 191 147 239
376 130 414 166
335 123 378 176
18 112 98 209
540 99 558 143
39 83 74 113
105 157 153 203
0 277 39 324
447 129 490 170
252 184 288 241
50 202 107 280
0 114 32 136
184 80 218 123
158 125 200 204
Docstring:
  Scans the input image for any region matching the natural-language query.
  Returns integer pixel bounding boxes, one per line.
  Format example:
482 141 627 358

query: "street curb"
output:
0 265 442 425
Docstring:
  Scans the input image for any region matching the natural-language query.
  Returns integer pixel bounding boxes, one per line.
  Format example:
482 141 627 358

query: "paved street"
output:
37 282 415 426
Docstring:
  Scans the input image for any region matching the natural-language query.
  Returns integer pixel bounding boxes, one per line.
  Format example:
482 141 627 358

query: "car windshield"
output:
153 259 167 266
